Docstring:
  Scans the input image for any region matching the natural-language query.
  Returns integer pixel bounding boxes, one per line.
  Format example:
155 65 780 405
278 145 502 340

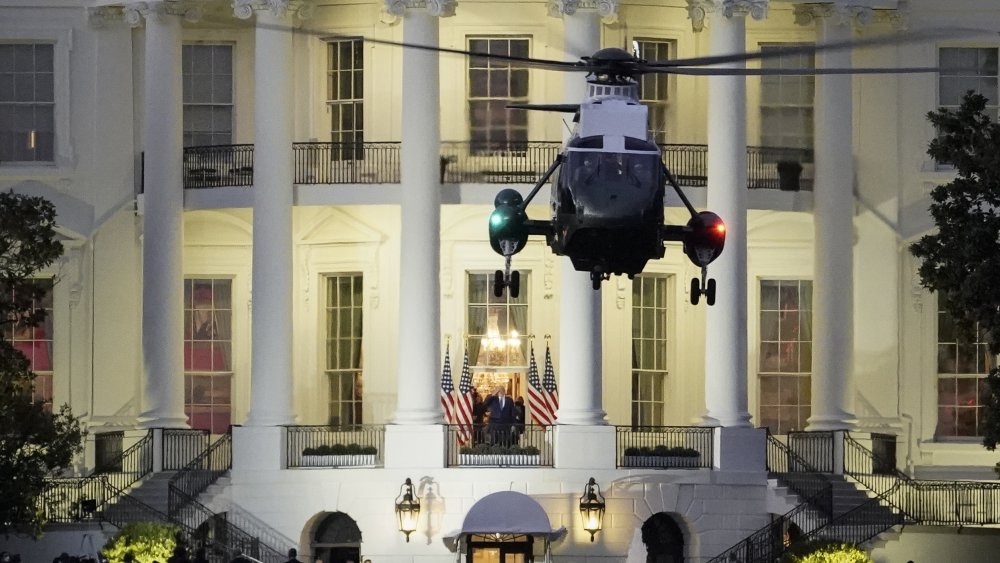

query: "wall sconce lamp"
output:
579 477 606 542
395 477 421 542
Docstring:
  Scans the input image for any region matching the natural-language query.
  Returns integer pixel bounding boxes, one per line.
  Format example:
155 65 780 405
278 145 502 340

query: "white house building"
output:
4 0 1000 561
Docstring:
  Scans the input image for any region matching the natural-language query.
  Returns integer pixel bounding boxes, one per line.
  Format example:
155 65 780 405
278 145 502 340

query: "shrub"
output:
624 445 700 457
781 540 873 563
302 443 377 456
102 521 181 563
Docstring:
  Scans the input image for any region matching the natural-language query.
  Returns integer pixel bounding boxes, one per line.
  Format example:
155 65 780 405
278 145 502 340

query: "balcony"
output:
177 142 813 191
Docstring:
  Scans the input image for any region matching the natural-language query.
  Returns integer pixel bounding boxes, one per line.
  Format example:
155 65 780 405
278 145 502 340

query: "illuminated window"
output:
758 280 812 434
636 39 673 145
760 45 814 154
7 278 54 410
326 274 363 426
939 47 998 118
327 38 364 160
468 37 529 154
936 308 993 438
183 278 232 434
0 43 54 162
182 44 233 147
631 274 669 427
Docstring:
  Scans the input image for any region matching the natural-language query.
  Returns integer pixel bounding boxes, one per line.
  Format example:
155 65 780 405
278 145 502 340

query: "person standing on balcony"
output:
513 397 526 444
485 386 515 445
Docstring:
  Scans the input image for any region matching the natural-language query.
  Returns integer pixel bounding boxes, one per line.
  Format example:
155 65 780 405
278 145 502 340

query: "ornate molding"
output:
547 0 619 23
124 1 206 26
793 3 888 29
382 0 457 19
233 0 315 20
686 0 768 33
87 6 126 28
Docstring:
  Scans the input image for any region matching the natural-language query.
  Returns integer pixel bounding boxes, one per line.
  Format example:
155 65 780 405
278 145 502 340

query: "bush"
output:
624 445 700 457
780 540 873 563
102 521 181 563
302 443 377 456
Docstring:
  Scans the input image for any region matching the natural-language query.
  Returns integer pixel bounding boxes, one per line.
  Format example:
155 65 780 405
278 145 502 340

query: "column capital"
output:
383 0 457 19
547 0 619 22
687 0 768 33
233 0 315 20
124 1 206 26
87 6 126 28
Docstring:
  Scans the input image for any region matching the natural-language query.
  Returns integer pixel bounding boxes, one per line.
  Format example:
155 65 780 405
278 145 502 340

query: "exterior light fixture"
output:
395 477 421 542
579 477 606 542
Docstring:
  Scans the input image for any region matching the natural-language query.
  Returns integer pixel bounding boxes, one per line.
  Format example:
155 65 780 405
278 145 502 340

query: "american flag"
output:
542 342 559 421
526 344 554 426
454 349 475 444
440 344 457 424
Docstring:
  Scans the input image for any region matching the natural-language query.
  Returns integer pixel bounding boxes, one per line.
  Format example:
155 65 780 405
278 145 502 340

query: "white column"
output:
392 9 443 425
245 7 295 426
702 5 752 428
555 7 607 426
807 6 855 430
138 2 187 428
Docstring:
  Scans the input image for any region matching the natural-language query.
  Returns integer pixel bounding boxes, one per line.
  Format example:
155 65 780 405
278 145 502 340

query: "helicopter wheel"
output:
509 270 520 299
493 270 505 298
591 272 603 290
706 278 716 306
690 277 700 305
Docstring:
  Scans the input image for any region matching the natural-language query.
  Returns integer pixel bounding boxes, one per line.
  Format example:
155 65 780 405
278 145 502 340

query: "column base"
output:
232 426 286 472
806 414 856 432
715 426 767 472
243 414 296 427
392 409 445 426
137 411 188 429
384 424 446 469
554 425 615 469
554 408 608 426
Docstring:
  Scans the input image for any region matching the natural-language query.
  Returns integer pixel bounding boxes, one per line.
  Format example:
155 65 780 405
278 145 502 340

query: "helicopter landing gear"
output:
690 268 716 306
590 270 610 290
493 256 521 298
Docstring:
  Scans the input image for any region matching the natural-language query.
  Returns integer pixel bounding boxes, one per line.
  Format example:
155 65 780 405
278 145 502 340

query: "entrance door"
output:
467 534 533 563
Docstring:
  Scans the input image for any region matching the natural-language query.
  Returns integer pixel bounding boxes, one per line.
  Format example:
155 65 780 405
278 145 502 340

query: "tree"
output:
0 191 82 536
910 91 1000 449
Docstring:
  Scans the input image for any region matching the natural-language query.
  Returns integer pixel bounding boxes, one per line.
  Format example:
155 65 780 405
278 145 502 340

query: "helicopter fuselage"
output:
549 94 666 278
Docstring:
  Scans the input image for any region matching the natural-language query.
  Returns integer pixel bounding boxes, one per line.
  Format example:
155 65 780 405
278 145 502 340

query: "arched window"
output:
641 513 684 563
312 512 362 563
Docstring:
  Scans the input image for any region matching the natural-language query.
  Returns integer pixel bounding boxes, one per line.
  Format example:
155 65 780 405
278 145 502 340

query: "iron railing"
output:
40 430 153 523
168 431 232 515
293 142 400 184
179 142 814 190
767 432 834 515
183 144 254 188
446 424 554 467
170 489 288 563
163 428 211 471
787 431 835 473
285 425 385 468
615 426 714 469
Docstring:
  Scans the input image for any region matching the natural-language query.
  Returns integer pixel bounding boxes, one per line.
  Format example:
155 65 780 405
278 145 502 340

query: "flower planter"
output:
459 454 541 467
622 455 700 469
299 454 377 468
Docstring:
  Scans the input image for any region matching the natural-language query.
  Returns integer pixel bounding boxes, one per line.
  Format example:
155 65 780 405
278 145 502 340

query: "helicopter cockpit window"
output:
567 151 660 191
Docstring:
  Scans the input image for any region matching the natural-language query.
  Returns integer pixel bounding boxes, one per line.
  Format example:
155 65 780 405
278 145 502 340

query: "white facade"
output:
4 0 1000 561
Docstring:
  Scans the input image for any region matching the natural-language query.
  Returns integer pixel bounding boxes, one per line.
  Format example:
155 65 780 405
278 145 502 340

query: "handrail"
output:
163 428 210 471
170 487 288 563
767 432 833 516
168 431 232 515
615 426 714 469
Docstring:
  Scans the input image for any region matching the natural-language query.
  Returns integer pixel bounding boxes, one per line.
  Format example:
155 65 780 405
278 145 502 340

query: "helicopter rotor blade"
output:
507 103 581 113
655 66 942 76
354 34 587 71
641 27 993 69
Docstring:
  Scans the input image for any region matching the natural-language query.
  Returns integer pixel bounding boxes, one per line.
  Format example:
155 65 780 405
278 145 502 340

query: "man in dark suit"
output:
485 386 515 446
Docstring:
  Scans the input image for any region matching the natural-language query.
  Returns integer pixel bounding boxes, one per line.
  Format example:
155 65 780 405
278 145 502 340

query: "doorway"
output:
466 533 534 563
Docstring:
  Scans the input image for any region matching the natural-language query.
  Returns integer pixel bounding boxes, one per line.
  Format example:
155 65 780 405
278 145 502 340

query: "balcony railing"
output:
162 428 210 471
615 426 714 469
446 424 554 467
177 142 813 190
285 425 385 468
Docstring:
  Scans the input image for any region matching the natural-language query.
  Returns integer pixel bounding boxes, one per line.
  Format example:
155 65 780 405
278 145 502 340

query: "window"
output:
631 275 669 427
468 37 529 154
182 44 233 148
0 43 54 162
327 39 363 160
326 274 363 426
936 308 993 438
758 280 812 435
939 47 998 118
466 272 528 369
636 39 672 145
760 45 814 155
6 278 54 410
183 278 232 434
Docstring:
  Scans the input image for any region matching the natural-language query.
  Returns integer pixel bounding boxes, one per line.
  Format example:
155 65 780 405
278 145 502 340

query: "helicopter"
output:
487 45 729 301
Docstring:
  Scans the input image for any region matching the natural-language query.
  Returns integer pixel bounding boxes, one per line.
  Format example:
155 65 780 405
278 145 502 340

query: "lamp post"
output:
395 477 421 542
579 477 606 542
